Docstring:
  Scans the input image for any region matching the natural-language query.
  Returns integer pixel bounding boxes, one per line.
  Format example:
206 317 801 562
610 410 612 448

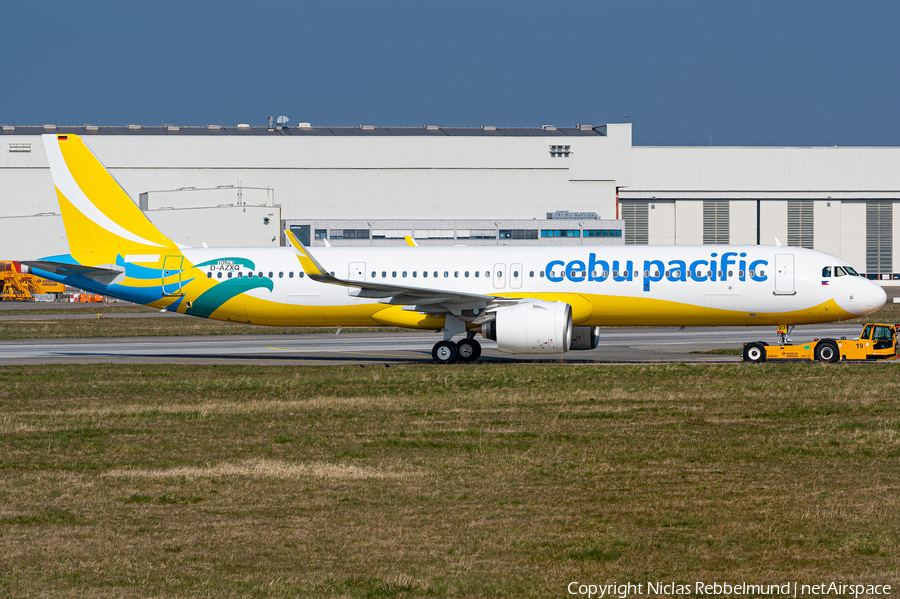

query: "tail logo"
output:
44 134 165 248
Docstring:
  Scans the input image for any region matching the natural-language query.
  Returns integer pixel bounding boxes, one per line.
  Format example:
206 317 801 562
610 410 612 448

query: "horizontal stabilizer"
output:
22 260 126 284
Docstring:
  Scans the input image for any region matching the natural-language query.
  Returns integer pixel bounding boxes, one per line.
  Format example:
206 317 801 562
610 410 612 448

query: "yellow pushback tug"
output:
742 323 899 363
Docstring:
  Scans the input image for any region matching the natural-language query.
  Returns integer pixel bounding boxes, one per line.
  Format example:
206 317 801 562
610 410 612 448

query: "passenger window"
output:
454 271 459 277
392 271 397 278
485 271 490 277
413 272 417 277
402 271 407 277
289 272 294 278
422 271 427 278
475 271 479 278
835 266 847 277
539 271 544 278
602 270 608 278
513 271 519 278
749 270 754 278
822 266 832 277
433 272 438 278
728 270 733 277
371 271 376 278
248 272 253 278
738 270 744 278
258 271 263 278
299 272 304 278
529 271 534 277
207 272 212 278
664 270 669 277
382 271 387 278
279 272 283 278
612 270 618 277
465 271 469 277
216 272 222 279
268 272 273 278
706 271 712 277
643 270 650 277
718 271 723 278
227 272 232 279
444 271 449 278
238 272 243 278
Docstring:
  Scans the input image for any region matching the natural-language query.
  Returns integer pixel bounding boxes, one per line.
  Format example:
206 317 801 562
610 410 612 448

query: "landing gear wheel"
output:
456 338 481 362
815 341 839 363
743 342 766 363
432 340 459 364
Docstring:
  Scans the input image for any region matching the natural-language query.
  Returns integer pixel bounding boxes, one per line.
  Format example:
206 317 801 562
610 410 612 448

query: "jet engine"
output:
570 326 601 350
482 301 572 354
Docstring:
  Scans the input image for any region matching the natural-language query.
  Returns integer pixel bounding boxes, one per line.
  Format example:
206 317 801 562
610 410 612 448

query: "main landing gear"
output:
431 337 482 364
431 315 481 364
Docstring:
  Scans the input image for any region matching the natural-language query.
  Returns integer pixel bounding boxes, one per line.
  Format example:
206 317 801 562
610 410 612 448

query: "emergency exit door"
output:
774 254 795 294
162 255 183 296
348 262 365 296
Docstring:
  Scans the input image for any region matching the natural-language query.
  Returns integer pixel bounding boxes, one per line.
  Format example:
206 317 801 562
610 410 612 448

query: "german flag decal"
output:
57 135 67 141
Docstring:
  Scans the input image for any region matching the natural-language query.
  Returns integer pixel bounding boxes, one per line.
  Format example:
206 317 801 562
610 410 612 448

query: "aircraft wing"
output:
284 230 515 317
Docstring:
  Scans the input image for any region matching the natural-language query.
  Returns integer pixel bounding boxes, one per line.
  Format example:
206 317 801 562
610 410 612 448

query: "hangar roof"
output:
0 125 604 137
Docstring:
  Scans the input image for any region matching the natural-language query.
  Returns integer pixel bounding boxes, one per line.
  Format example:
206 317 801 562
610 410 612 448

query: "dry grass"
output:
0 363 898 598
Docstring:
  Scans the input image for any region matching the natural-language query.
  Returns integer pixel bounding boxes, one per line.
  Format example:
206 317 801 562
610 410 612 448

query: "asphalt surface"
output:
0 323 875 366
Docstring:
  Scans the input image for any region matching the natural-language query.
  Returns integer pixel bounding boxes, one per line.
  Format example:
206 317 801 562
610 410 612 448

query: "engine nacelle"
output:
570 326 600 350
482 301 572 354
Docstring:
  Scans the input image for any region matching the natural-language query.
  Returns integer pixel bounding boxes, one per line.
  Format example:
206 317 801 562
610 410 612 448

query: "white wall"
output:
840 202 866 271
894 201 900 273
674 201 703 245
759 201 788 246
729 200 757 245
814 200 842 257
0 128 633 222
627 146 900 197
648 201 675 245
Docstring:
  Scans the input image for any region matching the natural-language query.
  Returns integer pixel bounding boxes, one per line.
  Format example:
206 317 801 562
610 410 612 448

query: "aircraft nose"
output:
867 281 887 314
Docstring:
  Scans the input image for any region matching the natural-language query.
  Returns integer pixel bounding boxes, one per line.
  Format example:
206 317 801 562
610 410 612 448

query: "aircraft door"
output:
162 255 184 296
774 254 795 294
510 263 523 289
348 262 365 296
493 263 507 289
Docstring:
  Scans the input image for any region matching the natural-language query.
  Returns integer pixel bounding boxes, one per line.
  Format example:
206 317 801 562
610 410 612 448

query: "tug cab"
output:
743 323 899 363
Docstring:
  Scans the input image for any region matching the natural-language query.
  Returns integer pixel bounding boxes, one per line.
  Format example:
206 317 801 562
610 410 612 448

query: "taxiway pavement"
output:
0 323 872 365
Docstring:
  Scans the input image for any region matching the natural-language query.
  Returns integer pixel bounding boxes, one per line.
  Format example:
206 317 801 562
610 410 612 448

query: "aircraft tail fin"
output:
43 133 176 257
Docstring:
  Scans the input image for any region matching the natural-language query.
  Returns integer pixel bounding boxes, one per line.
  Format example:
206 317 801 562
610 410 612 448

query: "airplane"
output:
23 133 887 363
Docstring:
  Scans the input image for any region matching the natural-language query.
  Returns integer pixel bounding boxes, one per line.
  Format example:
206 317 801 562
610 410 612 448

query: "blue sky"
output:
2 1 898 146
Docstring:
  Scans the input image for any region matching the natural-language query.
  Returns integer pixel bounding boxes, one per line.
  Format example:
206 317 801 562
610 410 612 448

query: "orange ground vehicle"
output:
0 261 66 301
743 323 899 363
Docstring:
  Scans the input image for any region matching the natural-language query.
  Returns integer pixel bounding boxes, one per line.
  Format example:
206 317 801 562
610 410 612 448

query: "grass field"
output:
1 363 898 598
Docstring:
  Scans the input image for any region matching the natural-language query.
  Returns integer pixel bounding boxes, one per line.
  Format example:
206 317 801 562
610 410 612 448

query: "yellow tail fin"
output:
43 133 176 258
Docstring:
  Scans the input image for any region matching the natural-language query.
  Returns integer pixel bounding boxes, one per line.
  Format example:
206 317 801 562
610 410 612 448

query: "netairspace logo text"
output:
567 581 892 598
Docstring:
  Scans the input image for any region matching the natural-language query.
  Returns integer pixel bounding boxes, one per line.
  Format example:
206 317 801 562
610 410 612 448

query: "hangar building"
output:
0 122 897 280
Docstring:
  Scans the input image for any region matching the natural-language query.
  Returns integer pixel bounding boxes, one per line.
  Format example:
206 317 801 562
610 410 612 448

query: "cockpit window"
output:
822 266 832 278
834 266 847 277
845 266 859 276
